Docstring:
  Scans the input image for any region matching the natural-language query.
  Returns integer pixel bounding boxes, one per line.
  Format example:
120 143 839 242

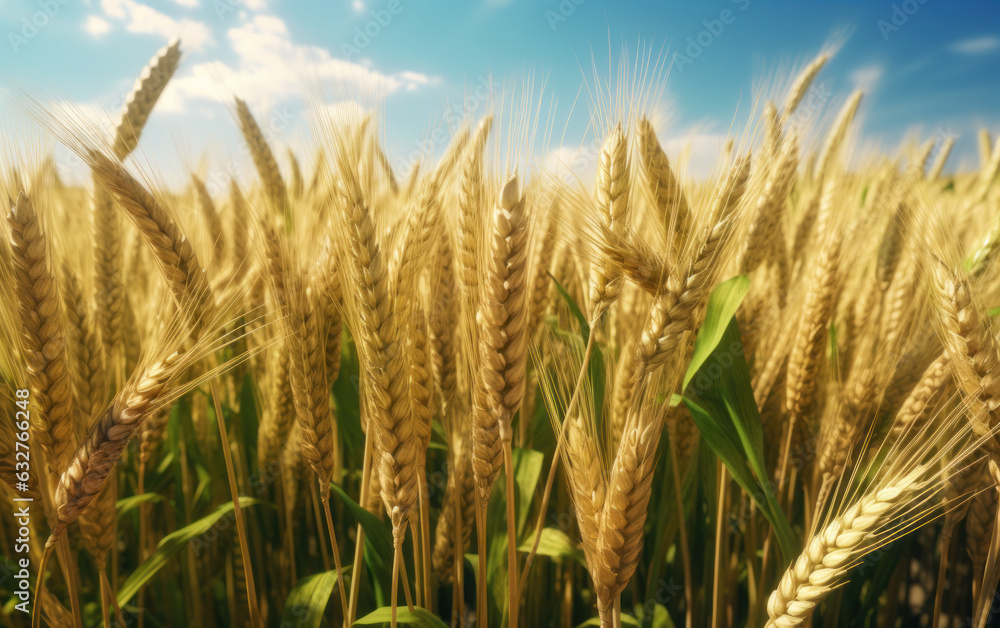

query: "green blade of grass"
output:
678 274 796 563
354 606 449 626
280 569 343 627
116 497 267 606
516 527 586 566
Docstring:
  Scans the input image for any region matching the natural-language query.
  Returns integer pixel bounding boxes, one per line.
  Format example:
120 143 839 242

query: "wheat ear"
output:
780 52 829 125
589 123 631 320
635 116 690 249
784 223 842 419
79 483 116 566
428 228 460 416
742 134 798 274
7 192 80 474
87 151 216 333
813 90 863 182
634 154 749 383
928 137 955 181
765 470 925 627
113 39 181 160
92 183 124 363
235 97 288 214
61 264 107 425
595 415 662 623
290 279 336 497
49 348 185 544
192 174 226 263
334 141 417 544
458 115 494 319
228 180 252 284
287 148 304 198
888 354 950 444
431 432 476 581
257 341 295 469
472 174 530 498
932 262 1000 450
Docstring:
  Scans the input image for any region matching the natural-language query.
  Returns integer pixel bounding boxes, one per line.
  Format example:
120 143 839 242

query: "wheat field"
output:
2 36 1000 628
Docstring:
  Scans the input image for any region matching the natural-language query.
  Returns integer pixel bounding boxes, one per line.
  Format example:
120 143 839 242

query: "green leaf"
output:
517 527 585 565
330 483 393 562
549 271 590 336
486 447 545 625
679 275 796 564
577 613 640 627
280 570 341 627
330 482 392 594
116 493 162 515
353 606 448 627
332 333 364 455
117 498 266 606
549 272 606 443
683 274 750 391
635 603 675 628
512 448 544 536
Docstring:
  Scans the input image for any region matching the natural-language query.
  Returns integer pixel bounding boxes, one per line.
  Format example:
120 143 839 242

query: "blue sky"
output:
1 0 998 184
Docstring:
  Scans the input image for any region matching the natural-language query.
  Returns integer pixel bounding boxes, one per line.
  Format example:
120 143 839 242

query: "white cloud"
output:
171 0 200 6
100 0 213 51
849 64 884 93
664 132 729 179
160 13 439 113
351 0 365 12
84 15 112 37
950 35 1000 55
